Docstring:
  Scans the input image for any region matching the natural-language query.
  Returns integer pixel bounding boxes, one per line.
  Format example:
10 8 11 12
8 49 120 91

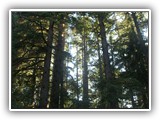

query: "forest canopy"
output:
10 10 150 109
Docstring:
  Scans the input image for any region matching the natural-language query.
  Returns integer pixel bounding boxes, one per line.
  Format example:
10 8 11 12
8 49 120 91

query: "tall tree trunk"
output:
98 15 112 81
76 45 79 102
131 12 148 57
97 38 105 108
98 14 118 109
39 20 54 108
50 20 65 108
82 33 89 108
131 12 149 108
97 38 103 81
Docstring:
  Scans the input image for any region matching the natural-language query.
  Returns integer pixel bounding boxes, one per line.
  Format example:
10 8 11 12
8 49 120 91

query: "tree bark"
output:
39 20 54 108
82 33 89 108
98 15 112 81
97 39 103 81
50 20 65 108
98 14 118 109
76 45 79 102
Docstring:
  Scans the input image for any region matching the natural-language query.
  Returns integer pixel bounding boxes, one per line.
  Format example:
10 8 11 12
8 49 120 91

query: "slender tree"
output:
82 29 89 108
76 45 79 102
39 19 54 108
50 14 66 108
98 13 118 108
131 12 148 57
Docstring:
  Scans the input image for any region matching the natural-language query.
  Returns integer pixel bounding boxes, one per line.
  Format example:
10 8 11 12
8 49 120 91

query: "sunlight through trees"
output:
11 10 149 109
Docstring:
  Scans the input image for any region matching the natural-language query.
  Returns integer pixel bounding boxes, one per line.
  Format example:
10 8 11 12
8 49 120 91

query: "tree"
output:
50 13 66 108
39 19 54 108
97 13 119 108
131 12 148 57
